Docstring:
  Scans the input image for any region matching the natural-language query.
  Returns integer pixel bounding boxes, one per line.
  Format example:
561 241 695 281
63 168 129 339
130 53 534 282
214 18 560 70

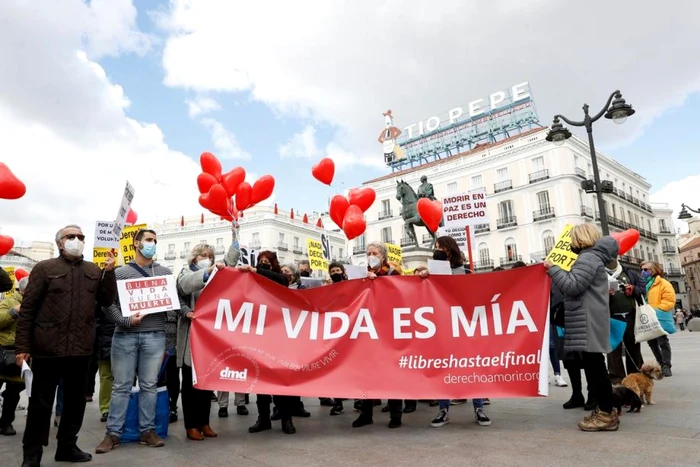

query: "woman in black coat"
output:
237 251 299 435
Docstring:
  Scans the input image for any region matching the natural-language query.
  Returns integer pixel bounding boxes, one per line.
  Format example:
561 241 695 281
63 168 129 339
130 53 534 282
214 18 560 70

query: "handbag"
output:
634 297 668 343
655 309 677 335
609 317 626 350
0 346 21 377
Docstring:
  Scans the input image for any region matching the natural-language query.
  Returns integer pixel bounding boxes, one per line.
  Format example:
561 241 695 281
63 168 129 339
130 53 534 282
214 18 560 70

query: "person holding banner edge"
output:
544 224 619 432
176 221 244 440
417 236 492 428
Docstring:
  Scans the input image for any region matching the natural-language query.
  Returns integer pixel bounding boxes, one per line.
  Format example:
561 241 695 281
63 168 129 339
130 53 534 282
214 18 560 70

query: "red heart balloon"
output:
417 198 443 232
200 152 222 180
342 205 366 240
0 163 27 200
610 229 640 256
0 235 14 256
251 175 275 204
14 268 29 282
125 209 138 225
348 187 376 213
199 184 229 214
197 173 219 194
311 157 335 186
221 167 246 197
236 182 253 211
329 195 349 227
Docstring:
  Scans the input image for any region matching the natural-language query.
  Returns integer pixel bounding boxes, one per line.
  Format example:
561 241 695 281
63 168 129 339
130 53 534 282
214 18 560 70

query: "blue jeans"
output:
55 378 64 416
107 331 166 437
438 399 484 410
549 324 561 374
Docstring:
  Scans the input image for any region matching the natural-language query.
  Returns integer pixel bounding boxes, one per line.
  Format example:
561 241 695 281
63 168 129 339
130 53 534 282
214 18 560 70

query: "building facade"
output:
0 241 55 271
151 206 348 277
349 127 664 272
680 237 700 311
651 203 687 309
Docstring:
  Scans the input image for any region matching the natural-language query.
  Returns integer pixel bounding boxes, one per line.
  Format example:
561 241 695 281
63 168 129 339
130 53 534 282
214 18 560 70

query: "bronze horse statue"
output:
396 179 440 248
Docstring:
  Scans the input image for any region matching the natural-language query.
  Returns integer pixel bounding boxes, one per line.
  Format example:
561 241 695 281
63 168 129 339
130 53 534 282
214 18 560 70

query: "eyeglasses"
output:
63 234 85 241
641 268 651 272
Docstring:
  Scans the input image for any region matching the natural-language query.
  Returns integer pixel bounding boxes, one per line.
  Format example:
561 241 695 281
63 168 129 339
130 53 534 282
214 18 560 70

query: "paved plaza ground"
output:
2 331 699 466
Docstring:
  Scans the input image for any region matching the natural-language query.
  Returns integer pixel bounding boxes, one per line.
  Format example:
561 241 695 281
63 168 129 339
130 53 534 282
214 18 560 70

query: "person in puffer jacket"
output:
544 223 618 432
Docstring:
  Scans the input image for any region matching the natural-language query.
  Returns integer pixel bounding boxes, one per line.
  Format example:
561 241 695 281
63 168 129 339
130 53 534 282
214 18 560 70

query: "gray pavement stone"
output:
2 332 700 466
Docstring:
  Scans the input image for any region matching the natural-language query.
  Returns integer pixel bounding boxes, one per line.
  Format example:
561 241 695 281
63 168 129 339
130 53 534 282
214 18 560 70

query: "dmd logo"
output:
219 367 248 381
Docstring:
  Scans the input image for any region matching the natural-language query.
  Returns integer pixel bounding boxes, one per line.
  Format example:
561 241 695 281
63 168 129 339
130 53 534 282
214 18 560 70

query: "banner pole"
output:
466 225 474 273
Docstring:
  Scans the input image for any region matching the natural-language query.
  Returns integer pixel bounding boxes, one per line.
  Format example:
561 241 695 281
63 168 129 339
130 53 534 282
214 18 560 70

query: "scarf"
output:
369 263 393 276
645 275 655 297
606 262 622 279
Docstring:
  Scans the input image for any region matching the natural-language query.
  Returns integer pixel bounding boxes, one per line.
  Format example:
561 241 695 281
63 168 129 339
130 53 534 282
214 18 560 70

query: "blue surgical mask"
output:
641 270 652 279
140 241 157 259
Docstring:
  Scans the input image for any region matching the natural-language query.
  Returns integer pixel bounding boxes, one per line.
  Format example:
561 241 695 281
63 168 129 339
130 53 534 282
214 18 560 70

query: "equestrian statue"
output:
395 175 443 248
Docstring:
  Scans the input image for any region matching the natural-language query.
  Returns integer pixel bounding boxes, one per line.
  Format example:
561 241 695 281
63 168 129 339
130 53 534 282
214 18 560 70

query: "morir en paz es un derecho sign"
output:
442 188 488 229
117 275 178 317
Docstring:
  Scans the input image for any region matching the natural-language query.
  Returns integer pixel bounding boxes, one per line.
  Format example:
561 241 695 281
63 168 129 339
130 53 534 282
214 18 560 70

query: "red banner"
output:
191 266 551 399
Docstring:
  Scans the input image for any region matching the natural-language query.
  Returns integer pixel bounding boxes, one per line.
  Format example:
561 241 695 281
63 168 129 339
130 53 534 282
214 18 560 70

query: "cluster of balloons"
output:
197 152 274 221
0 162 27 255
328 188 376 240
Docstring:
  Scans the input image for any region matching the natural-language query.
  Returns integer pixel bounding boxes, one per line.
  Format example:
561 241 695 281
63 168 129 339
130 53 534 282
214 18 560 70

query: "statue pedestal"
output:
401 247 434 271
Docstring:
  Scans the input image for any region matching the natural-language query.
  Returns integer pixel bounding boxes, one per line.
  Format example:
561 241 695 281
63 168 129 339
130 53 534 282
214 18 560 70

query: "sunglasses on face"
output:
63 234 86 241
641 268 651 272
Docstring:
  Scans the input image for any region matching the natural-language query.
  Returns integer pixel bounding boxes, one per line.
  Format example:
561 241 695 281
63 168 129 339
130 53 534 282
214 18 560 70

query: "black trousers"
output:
581 352 613 413
607 313 643 383
165 357 181 412
360 398 402 420
257 394 295 420
180 365 211 429
0 381 25 427
86 355 98 396
647 335 672 368
23 356 90 456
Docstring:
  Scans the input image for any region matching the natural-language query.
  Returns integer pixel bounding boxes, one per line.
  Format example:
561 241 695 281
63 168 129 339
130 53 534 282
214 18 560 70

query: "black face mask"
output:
433 250 448 261
570 246 583 255
258 263 271 271
299 270 311 277
330 273 345 283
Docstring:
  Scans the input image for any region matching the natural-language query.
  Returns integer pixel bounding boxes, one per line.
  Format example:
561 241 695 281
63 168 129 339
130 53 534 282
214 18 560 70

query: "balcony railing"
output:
277 242 289 251
474 259 494 271
249 241 261 249
496 216 517 229
500 255 523 268
580 206 593 218
666 266 683 276
662 246 677 254
292 246 303 254
353 245 366 255
422 234 433 244
531 251 547 261
494 180 513 193
381 239 394 246
528 169 549 184
179 251 187 259
215 246 225 254
400 237 415 247
659 227 673 235
574 167 586 178
378 210 393 220
533 207 555 222
164 253 176 260
474 223 490 234
620 255 642 266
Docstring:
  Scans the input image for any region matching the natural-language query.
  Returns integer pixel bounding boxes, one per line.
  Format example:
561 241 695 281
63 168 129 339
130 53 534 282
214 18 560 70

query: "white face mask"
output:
63 238 85 257
367 256 381 269
197 258 212 270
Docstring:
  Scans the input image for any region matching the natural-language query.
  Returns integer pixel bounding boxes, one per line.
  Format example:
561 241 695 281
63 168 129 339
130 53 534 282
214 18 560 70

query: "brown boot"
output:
578 410 619 432
95 434 120 454
200 425 218 438
140 429 165 447
186 428 204 441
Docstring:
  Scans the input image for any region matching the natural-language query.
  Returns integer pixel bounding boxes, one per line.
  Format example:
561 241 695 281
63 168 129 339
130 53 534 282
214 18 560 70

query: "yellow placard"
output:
545 224 579 271
403 268 415 276
120 224 147 265
306 238 328 271
387 243 402 264
3 267 16 288
93 247 120 269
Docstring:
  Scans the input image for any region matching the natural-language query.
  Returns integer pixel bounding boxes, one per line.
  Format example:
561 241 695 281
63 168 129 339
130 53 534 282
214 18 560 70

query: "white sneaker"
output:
554 374 568 387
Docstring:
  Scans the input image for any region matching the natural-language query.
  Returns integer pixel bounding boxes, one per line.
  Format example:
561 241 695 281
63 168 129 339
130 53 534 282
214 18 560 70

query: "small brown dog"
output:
621 362 663 405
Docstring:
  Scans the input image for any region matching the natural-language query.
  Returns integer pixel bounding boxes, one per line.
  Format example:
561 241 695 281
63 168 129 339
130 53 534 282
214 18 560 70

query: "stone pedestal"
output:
401 246 434 270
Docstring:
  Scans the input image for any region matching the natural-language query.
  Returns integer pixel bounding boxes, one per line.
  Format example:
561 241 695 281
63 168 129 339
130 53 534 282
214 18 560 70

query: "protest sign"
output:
307 238 328 271
345 265 368 280
386 243 402 265
117 275 178 317
238 246 259 267
427 260 452 275
442 188 488 229
112 181 135 238
320 233 331 262
93 248 118 269
439 226 475 249
403 268 415 276
190 266 550 399
94 220 120 249
119 224 147 265
545 224 578 271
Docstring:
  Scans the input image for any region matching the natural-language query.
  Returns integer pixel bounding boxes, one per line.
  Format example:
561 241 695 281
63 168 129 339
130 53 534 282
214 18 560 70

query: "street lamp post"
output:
678 204 700 220
546 91 635 235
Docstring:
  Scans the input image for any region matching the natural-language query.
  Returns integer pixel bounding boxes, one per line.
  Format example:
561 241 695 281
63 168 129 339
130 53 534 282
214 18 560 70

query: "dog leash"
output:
623 345 642 374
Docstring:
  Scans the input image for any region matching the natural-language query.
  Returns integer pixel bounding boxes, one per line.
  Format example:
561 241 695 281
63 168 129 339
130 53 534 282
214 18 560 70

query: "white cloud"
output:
651 175 700 234
158 0 700 159
186 96 221 118
279 125 320 159
200 118 251 160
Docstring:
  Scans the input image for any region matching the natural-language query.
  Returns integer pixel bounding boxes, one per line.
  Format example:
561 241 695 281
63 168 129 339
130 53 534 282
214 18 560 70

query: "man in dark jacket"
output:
15 224 116 467
605 258 645 383
0 268 13 293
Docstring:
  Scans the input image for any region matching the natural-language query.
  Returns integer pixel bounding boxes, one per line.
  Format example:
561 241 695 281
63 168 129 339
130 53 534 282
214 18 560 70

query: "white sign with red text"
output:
442 188 488 229
117 275 178 317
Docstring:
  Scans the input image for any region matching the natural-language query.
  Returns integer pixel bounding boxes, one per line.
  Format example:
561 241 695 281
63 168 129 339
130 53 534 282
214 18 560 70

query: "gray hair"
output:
187 244 215 265
367 241 388 262
18 277 29 292
55 224 82 245
281 263 297 273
